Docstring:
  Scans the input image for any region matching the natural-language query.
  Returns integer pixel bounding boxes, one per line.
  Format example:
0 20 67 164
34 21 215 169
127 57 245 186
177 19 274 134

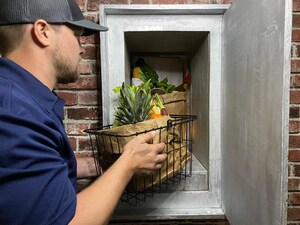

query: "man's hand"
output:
121 130 167 176
70 131 167 225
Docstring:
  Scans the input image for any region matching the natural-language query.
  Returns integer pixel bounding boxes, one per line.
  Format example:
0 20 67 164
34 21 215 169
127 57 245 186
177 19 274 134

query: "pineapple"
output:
113 82 153 127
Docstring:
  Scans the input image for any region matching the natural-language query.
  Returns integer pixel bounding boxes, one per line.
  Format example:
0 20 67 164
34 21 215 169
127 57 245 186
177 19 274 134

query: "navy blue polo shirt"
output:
0 58 77 225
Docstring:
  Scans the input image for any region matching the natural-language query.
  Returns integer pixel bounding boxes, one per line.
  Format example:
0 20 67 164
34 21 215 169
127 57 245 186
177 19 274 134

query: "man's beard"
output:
54 48 80 84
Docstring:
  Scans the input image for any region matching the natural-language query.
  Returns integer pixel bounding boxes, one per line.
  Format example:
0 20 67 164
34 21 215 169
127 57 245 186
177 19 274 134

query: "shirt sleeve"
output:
0 111 77 225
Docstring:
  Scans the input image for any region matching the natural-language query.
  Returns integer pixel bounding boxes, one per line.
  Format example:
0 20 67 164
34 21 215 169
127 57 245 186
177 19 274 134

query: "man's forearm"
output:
70 153 133 225
70 131 166 225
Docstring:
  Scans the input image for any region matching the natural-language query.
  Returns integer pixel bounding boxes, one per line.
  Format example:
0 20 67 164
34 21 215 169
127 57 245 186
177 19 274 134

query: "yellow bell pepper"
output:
132 67 141 78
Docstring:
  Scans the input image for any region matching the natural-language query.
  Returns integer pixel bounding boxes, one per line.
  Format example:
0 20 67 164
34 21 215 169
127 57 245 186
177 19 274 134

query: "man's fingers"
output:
135 130 157 144
155 164 162 170
155 153 167 169
157 153 167 162
154 142 166 154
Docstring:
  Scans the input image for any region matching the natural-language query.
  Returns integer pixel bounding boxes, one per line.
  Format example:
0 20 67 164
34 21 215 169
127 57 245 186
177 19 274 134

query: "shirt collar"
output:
0 57 64 114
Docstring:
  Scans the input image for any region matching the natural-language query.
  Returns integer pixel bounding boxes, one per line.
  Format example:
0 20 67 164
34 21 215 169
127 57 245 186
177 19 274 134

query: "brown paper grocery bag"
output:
159 92 189 115
93 116 191 191
127 144 191 192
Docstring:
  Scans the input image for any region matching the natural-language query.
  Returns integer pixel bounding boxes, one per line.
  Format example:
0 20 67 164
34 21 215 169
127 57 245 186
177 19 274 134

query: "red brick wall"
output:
289 0 300 223
57 0 300 224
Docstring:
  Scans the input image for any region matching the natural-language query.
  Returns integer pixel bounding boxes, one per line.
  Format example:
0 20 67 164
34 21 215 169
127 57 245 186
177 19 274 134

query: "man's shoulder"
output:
0 73 12 87
0 75 38 113
0 75 13 111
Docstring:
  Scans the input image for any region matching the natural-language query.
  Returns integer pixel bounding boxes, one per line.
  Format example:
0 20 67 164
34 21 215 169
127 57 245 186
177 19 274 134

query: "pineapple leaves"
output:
113 82 153 127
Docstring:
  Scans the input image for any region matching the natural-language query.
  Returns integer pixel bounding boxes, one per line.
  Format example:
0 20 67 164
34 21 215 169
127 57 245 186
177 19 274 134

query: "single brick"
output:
78 61 93 75
290 90 300 104
290 107 300 118
289 178 300 191
78 137 94 151
57 92 78 106
293 14 300 28
290 121 300 134
294 164 300 176
288 207 300 221
289 192 300 205
291 60 300 73
67 107 99 120
292 29 300 42
294 0 300 12
78 91 98 106
290 135 300 148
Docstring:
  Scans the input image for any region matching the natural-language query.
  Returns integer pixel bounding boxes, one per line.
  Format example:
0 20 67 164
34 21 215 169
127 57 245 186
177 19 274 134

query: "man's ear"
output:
31 19 51 47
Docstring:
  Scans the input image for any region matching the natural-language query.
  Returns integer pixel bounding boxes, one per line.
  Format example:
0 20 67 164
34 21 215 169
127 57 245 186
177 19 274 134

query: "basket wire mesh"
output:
84 114 197 206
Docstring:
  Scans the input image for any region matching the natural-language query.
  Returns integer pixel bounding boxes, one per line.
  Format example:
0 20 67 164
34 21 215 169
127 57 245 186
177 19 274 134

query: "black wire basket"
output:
84 114 197 206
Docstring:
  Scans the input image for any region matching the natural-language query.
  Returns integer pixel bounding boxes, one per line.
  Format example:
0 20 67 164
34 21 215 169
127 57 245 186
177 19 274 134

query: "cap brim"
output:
68 19 108 36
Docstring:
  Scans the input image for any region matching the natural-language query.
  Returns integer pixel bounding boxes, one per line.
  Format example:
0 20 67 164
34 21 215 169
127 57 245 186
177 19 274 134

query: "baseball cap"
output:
0 0 108 36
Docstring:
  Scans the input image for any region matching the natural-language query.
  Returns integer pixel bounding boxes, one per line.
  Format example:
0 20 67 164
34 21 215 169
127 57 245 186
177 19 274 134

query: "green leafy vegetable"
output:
134 58 175 93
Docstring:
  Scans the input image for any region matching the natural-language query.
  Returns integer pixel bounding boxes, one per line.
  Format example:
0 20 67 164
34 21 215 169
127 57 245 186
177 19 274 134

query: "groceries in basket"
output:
112 81 167 127
92 82 192 191
131 58 190 115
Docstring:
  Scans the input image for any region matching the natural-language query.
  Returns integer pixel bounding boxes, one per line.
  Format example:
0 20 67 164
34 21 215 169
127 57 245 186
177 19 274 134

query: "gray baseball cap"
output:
0 0 108 36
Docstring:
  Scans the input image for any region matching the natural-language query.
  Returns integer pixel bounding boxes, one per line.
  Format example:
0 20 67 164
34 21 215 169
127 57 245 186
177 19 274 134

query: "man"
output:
0 0 167 224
